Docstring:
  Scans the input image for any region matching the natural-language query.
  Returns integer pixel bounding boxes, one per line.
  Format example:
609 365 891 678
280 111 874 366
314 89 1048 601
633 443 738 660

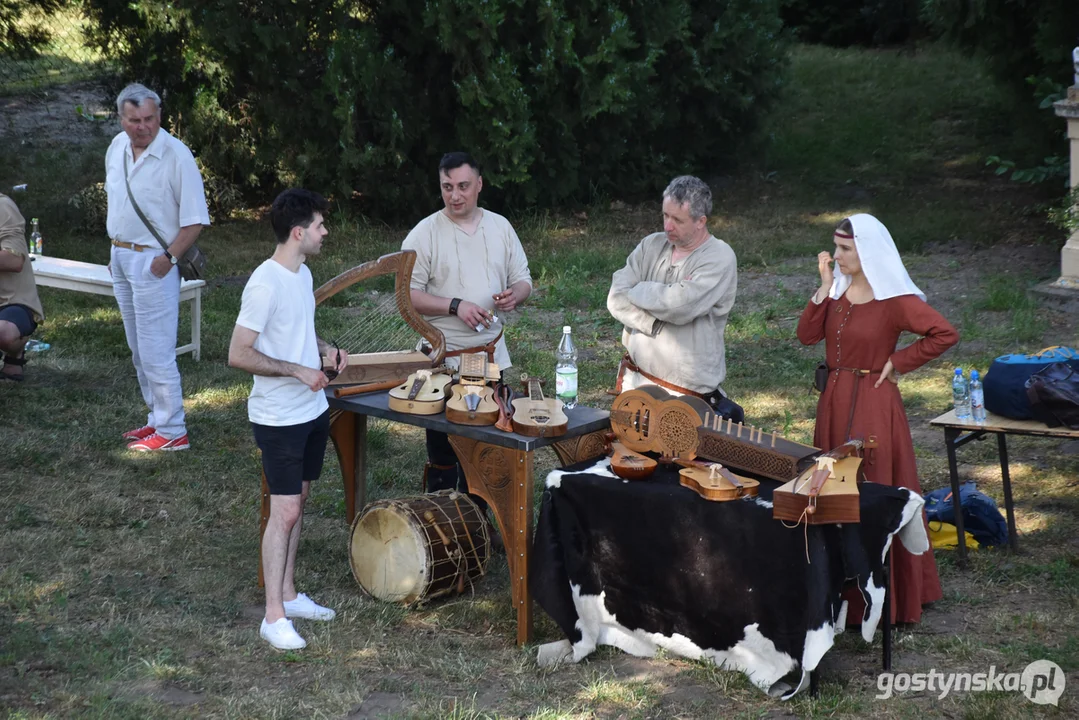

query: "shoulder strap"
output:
123 153 170 253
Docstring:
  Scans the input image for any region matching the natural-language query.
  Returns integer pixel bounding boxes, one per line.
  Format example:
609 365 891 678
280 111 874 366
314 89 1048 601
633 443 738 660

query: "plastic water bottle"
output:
24 339 50 352
29 218 42 255
555 325 578 409
970 370 986 423
952 368 971 420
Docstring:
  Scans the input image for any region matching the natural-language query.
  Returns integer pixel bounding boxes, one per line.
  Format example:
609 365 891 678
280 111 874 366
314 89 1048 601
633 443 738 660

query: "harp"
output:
315 250 446 386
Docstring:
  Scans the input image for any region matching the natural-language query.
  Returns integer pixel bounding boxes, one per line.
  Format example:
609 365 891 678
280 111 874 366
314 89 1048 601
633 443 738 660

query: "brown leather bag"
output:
1026 362 1079 429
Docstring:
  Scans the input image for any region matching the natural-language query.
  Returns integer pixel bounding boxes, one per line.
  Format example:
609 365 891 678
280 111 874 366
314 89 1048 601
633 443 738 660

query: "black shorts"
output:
0 304 37 338
252 409 331 495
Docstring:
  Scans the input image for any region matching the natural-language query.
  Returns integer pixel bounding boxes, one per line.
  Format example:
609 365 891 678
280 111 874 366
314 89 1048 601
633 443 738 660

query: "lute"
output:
510 376 568 437
387 368 452 415
604 432 657 480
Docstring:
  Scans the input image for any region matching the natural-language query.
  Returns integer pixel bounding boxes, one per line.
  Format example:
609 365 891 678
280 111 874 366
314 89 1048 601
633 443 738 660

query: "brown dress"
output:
797 294 959 624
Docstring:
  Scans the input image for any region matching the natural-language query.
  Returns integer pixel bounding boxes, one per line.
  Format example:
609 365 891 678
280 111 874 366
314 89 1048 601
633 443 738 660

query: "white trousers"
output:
110 245 186 439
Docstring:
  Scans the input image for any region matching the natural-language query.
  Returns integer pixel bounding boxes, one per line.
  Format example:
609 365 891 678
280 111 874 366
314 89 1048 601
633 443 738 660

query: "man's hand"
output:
493 288 517 312
295 366 330 392
457 300 493 330
150 254 173 278
874 359 900 388
331 347 349 375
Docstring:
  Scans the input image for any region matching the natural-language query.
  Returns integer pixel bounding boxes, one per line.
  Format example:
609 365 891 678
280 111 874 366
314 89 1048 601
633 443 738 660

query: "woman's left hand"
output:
875 359 899 388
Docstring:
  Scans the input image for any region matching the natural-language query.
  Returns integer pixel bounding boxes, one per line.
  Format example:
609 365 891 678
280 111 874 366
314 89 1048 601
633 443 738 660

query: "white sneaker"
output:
284 592 336 621
260 617 307 650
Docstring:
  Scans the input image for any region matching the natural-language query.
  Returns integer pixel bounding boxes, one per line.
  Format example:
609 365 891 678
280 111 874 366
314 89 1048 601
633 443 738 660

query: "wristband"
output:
448 297 462 316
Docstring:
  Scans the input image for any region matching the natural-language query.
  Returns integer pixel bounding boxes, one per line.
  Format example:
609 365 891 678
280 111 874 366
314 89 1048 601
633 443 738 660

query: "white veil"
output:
828 213 925 302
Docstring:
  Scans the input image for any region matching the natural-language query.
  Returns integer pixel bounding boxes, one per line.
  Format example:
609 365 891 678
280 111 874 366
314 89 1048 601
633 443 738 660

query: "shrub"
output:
83 0 787 216
781 0 923 47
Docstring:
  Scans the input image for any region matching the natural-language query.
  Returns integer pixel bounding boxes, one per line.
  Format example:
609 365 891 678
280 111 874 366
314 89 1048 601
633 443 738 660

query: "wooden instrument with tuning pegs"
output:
511 376 568 437
694 411 821 482
674 458 760 501
387 368 453 415
773 439 863 525
609 385 710 460
604 432 657 480
446 353 502 426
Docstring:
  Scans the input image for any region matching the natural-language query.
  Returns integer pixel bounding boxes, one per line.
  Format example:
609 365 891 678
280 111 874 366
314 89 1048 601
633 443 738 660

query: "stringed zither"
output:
446 353 501 426
511 376 568 437
604 432 657 480
387 368 453 415
773 439 863 525
674 458 760 501
609 386 710 460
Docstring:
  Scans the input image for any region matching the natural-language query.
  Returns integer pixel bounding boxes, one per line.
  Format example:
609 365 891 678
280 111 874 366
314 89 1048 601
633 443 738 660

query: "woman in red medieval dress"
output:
797 214 959 625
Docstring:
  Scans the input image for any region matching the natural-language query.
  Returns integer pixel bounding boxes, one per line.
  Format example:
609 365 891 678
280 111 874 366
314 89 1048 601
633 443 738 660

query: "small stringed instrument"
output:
773 439 863 525
446 353 501 426
511 376 568 437
387 368 452 415
609 385 710 459
604 433 657 480
674 458 760 501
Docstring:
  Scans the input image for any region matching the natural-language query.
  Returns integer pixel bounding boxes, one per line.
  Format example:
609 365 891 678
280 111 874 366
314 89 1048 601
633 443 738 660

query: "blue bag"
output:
983 347 1079 420
924 482 1008 547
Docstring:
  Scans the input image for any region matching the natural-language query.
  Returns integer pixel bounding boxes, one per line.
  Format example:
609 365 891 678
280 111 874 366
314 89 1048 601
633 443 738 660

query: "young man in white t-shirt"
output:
228 189 348 651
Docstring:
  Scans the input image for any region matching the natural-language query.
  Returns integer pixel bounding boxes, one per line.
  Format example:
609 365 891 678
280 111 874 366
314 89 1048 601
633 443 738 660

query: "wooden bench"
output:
31 255 205 361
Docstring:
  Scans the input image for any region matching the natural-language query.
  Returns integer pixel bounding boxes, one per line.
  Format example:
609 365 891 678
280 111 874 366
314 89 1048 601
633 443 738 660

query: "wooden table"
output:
259 390 610 645
31 254 205 360
929 409 1079 566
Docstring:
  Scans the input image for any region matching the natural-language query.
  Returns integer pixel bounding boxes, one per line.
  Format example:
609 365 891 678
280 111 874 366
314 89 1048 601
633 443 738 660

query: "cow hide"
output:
531 458 929 699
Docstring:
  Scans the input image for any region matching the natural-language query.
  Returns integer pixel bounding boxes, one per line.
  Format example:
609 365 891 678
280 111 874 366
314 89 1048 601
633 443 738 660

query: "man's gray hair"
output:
663 175 712 219
116 83 162 114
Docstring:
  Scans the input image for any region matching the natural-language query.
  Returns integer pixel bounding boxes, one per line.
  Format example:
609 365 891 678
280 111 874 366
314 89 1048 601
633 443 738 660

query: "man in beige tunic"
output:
402 151 533 499
607 175 743 421
0 192 45 382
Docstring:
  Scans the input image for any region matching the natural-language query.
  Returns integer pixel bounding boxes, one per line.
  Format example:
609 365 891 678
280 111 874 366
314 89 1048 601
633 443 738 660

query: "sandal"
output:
1 351 26 382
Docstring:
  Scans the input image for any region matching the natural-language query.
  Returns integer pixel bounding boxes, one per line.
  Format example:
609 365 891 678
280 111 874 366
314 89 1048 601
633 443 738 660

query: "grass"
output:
2 41 1078 718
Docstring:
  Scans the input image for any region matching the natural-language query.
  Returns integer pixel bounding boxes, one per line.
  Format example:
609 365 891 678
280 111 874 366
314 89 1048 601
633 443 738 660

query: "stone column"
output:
1052 86 1079 289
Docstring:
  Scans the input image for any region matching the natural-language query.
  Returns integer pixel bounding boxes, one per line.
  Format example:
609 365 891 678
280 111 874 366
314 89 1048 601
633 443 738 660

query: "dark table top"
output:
326 390 611 452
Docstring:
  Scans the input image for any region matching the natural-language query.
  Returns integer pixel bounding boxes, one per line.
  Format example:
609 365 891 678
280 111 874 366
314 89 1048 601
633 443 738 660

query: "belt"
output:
111 239 155 252
609 354 710 400
444 329 504 364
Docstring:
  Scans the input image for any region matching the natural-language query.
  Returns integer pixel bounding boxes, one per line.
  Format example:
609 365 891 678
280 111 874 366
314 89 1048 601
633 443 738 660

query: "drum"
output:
349 490 491 605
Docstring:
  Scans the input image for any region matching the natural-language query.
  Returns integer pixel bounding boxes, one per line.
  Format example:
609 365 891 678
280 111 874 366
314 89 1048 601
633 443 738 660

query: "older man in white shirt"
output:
106 83 210 452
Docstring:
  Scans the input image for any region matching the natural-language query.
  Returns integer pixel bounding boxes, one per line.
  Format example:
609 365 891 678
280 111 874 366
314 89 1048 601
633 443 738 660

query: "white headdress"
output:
828 213 925 302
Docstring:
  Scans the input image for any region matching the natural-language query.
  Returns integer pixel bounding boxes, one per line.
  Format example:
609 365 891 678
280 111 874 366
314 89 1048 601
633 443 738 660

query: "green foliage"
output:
923 0 1079 92
82 0 787 216
781 0 924 47
0 0 66 59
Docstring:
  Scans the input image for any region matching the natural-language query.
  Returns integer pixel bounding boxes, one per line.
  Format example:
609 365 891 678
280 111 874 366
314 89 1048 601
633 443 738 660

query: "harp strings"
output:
322 284 422 355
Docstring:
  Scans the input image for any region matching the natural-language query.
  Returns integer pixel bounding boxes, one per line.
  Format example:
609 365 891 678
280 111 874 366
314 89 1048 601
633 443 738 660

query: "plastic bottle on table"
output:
952 367 971 420
29 217 42 256
555 325 578 409
969 370 986 423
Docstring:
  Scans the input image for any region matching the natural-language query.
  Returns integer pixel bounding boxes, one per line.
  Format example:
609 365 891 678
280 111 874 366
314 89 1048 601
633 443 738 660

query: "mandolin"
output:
773 439 863 525
674 458 759 501
609 385 710 459
604 433 657 480
511 376 568 437
387 368 452 415
446 353 501 426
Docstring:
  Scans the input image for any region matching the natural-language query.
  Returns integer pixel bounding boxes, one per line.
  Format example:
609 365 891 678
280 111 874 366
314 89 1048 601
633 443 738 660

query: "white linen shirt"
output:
105 128 210 248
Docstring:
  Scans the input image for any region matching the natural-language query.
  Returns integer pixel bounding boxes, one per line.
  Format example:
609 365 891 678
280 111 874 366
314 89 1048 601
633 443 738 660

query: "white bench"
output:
31 255 205 361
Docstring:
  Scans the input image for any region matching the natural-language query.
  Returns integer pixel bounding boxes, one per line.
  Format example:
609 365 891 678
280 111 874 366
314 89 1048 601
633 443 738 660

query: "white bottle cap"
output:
563 325 571 333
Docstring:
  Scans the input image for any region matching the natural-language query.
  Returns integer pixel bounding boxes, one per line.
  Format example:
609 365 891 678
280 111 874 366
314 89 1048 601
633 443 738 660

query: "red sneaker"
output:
121 425 156 441
127 433 190 452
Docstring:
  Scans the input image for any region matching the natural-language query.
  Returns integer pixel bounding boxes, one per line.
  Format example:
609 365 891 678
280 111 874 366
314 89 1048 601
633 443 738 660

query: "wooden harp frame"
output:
315 250 446 386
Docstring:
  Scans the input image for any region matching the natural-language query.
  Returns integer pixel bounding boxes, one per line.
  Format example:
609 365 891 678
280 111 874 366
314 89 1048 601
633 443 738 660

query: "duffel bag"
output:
1026 362 1079 429
924 482 1008 547
983 346 1079 420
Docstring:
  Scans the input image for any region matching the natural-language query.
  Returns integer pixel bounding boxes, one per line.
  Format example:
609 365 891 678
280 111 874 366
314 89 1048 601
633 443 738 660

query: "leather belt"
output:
609 354 709 400
444 329 504 364
111 239 154 252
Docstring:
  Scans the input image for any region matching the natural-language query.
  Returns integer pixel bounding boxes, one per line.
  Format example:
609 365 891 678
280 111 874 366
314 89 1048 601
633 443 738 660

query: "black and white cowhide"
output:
530 458 929 699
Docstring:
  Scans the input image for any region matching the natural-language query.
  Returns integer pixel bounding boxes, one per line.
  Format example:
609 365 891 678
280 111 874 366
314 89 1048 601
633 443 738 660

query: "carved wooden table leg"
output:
448 435 534 645
552 429 610 466
329 409 368 524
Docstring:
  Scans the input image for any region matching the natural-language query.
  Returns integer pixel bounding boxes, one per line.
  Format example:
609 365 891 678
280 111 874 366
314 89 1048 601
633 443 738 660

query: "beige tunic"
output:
402 209 532 369
607 232 737 394
0 194 44 324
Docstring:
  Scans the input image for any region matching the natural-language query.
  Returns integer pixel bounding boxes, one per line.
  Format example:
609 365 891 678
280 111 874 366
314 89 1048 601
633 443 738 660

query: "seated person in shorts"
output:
0 192 44 382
